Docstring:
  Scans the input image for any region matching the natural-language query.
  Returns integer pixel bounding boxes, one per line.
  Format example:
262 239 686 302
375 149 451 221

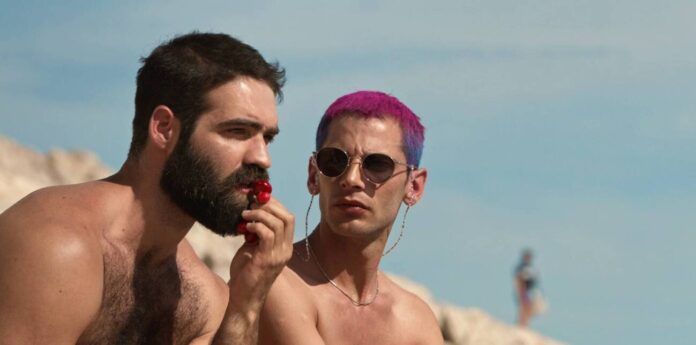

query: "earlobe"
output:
404 168 427 206
309 172 320 195
307 157 320 195
404 192 415 206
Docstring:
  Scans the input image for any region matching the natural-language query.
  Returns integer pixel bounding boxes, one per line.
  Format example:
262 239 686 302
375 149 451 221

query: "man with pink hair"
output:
259 91 443 344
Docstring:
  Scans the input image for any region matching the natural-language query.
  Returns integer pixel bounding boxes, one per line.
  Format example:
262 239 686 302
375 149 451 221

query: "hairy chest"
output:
77 250 208 345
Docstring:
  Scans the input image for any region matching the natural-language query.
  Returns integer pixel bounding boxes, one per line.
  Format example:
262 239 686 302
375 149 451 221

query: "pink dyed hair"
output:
315 91 425 166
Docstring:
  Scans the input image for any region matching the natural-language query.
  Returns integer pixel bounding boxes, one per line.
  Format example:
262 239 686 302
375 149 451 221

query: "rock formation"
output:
0 135 564 345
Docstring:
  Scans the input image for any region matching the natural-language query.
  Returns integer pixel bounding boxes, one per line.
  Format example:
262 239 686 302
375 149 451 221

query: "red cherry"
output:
254 180 272 194
256 191 271 204
244 233 259 243
236 221 248 234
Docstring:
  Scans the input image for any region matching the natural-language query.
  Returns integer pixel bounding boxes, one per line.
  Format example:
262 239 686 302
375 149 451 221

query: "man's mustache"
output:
220 165 269 192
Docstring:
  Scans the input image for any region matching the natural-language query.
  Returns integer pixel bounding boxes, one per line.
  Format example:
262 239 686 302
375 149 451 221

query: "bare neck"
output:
309 221 392 301
105 158 195 265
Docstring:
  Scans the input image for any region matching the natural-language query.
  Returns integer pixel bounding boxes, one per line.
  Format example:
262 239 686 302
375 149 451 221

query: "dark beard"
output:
160 140 269 236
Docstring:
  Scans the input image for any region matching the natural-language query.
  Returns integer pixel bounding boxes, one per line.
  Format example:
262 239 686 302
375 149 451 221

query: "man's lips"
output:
333 199 370 210
237 186 253 194
235 181 261 194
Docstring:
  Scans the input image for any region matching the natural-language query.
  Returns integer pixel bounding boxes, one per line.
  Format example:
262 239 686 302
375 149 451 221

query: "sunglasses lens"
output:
316 148 348 177
363 153 396 183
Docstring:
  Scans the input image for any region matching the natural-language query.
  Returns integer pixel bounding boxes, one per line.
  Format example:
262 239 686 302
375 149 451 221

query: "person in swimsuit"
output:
515 248 542 327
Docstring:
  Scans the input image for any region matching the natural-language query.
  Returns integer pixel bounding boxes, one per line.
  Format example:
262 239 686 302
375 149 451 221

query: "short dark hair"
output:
128 32 286 158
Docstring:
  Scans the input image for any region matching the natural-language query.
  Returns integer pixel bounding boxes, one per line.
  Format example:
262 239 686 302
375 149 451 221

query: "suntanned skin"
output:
259 116 443 345
0 77 294 344
516 272 533 327
516 253 534 328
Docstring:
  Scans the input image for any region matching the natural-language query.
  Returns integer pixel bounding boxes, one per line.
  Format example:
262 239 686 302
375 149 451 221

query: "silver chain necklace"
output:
307 242 379 306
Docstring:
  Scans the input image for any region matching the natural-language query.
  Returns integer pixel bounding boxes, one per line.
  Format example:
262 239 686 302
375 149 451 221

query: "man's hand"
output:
213 196 294 344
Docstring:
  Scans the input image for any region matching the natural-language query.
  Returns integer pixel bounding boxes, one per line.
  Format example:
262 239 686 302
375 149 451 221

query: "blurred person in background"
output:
514 248 546 327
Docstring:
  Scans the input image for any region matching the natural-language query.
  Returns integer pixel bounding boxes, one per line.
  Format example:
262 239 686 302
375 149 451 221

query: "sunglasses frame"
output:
312 147 415 184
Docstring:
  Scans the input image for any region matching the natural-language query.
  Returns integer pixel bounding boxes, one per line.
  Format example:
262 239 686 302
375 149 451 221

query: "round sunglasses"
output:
313 147 415 184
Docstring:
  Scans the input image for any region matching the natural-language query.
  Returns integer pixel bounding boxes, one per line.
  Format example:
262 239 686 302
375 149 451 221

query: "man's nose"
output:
340 160 366 190
244 135 271 169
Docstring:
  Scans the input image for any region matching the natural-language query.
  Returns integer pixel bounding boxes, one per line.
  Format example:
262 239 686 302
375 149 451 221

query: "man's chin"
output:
205 226 237 237
194 212 245 237
192 222 236 237
194 219 240 237
196 197 248 237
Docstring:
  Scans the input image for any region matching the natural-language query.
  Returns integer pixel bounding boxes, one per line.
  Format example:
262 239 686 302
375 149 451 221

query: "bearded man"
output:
0 32 294 344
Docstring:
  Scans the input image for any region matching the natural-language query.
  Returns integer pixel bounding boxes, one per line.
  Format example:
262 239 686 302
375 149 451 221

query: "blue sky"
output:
1 1 695 343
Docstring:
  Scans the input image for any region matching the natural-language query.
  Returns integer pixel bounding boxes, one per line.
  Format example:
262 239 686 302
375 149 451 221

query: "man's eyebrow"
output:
265 126 280 137
217 118 263 130
217 118 279 137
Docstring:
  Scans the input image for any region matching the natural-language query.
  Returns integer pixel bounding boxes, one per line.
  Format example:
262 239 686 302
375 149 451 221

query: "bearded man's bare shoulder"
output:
0 185 106 341
177 239 230 333
4 180 128 226
0 182 114 255
178 238 229 302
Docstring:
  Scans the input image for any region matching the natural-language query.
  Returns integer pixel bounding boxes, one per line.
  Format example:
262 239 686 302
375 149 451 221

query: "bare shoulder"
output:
258 249 322 345
382 274 444 344
1 181 124 230
266 251 318 311
0 184 106 342
382 274 436 314
178 238 229 304
0 183 108 267
178 239 229 338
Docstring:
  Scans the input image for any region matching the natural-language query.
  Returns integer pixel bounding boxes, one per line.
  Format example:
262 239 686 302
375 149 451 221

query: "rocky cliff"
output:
0 135 565 345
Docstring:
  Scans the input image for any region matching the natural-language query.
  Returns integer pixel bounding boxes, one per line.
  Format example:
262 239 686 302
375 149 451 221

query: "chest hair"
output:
77 248 208 345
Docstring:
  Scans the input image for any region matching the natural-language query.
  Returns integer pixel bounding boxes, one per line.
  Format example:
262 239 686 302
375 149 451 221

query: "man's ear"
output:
148 105 180 155
404 168 427 206
307 156 320 195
